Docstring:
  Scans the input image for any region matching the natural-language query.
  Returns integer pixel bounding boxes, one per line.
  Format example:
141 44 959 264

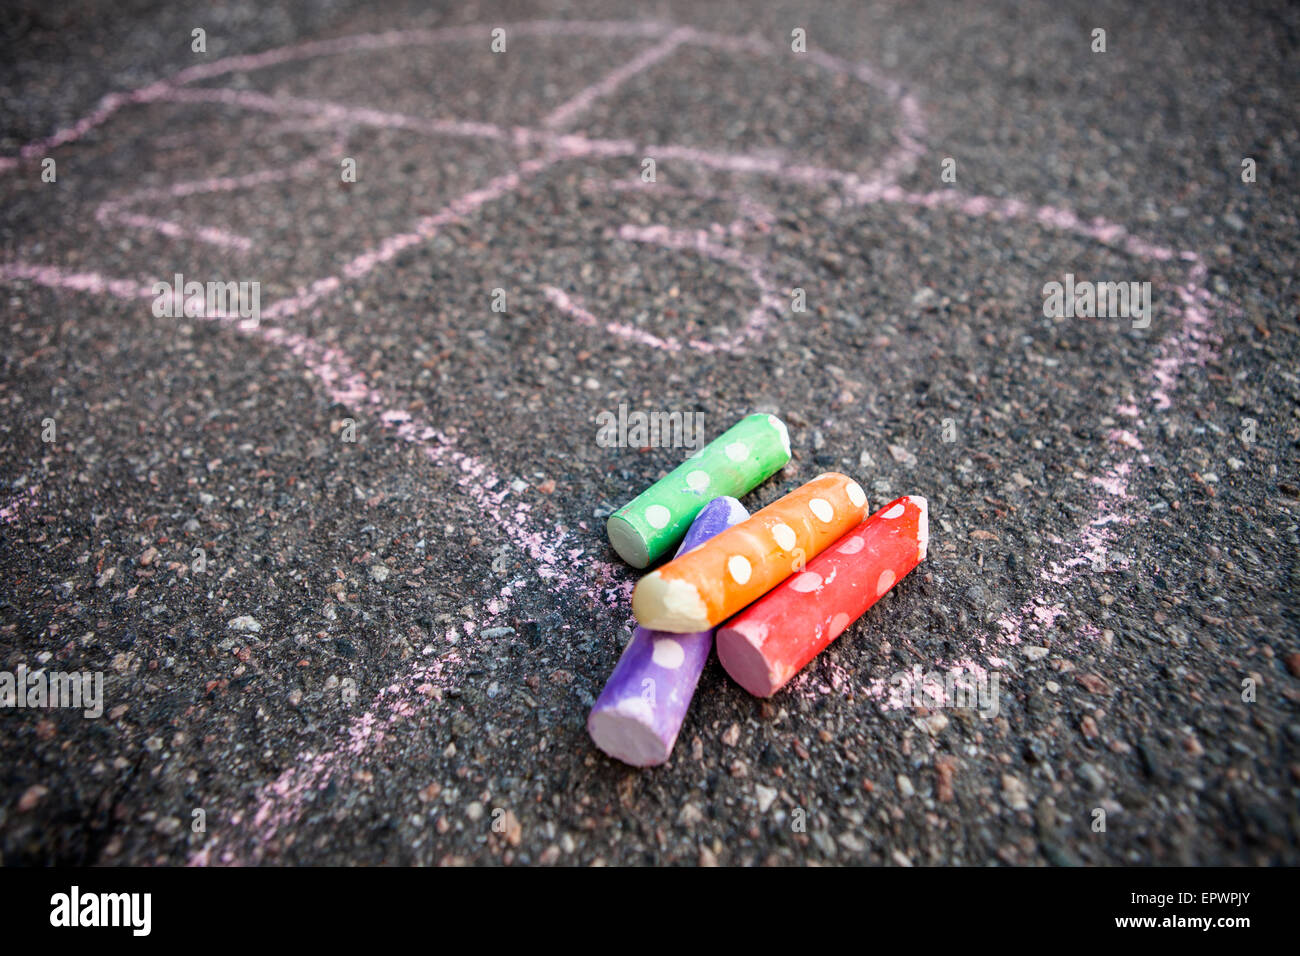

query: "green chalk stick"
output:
606 413 791 568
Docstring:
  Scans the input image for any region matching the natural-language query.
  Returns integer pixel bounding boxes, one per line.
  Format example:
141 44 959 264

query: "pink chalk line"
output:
543 27 693 130
0 486 41 524
615 223 786 353
0 21 673 174
579 177 778 240
94 128 350 252
544 286 682 352
859 256 1225 709
542 200 787 355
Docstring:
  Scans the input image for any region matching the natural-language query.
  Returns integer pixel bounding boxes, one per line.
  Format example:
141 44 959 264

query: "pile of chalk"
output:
589 413 929 767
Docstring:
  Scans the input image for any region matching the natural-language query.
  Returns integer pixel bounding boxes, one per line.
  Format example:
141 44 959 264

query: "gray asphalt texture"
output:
1 0 1297 866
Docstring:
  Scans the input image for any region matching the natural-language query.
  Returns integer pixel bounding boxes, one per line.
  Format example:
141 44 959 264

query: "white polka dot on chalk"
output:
652 638 685 669
809 498 834 522
645 504 671 529
790 571 822 593
685 470 710 492
846 480 866 508
728 554 752 585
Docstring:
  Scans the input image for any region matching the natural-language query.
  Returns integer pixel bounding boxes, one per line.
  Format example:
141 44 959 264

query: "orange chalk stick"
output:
716 495 928 697
631 472 869 633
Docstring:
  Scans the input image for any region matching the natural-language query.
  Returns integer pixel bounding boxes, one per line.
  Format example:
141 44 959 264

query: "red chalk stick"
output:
716 495 928 697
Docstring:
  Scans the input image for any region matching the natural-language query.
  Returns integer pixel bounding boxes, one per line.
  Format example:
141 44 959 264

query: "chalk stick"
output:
717 495 928 697
588 496 750 766
632 472 869 633
606 413 790 568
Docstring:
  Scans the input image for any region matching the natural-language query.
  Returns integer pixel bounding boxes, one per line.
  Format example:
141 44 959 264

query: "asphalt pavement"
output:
0 0 1297 865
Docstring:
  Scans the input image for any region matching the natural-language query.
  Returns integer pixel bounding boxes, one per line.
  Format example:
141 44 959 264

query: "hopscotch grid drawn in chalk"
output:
0 19 1229 864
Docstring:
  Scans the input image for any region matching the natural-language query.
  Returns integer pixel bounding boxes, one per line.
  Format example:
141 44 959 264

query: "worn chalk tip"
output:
587 702 670 767
716 622 777 697
607 513 650 568
910 495 930 561
722 495 750 527
632 572 709 633
764 413 792 459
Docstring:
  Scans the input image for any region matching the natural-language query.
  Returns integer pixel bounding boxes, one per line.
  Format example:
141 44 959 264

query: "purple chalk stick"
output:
588 496 749 766
674 494 749 556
